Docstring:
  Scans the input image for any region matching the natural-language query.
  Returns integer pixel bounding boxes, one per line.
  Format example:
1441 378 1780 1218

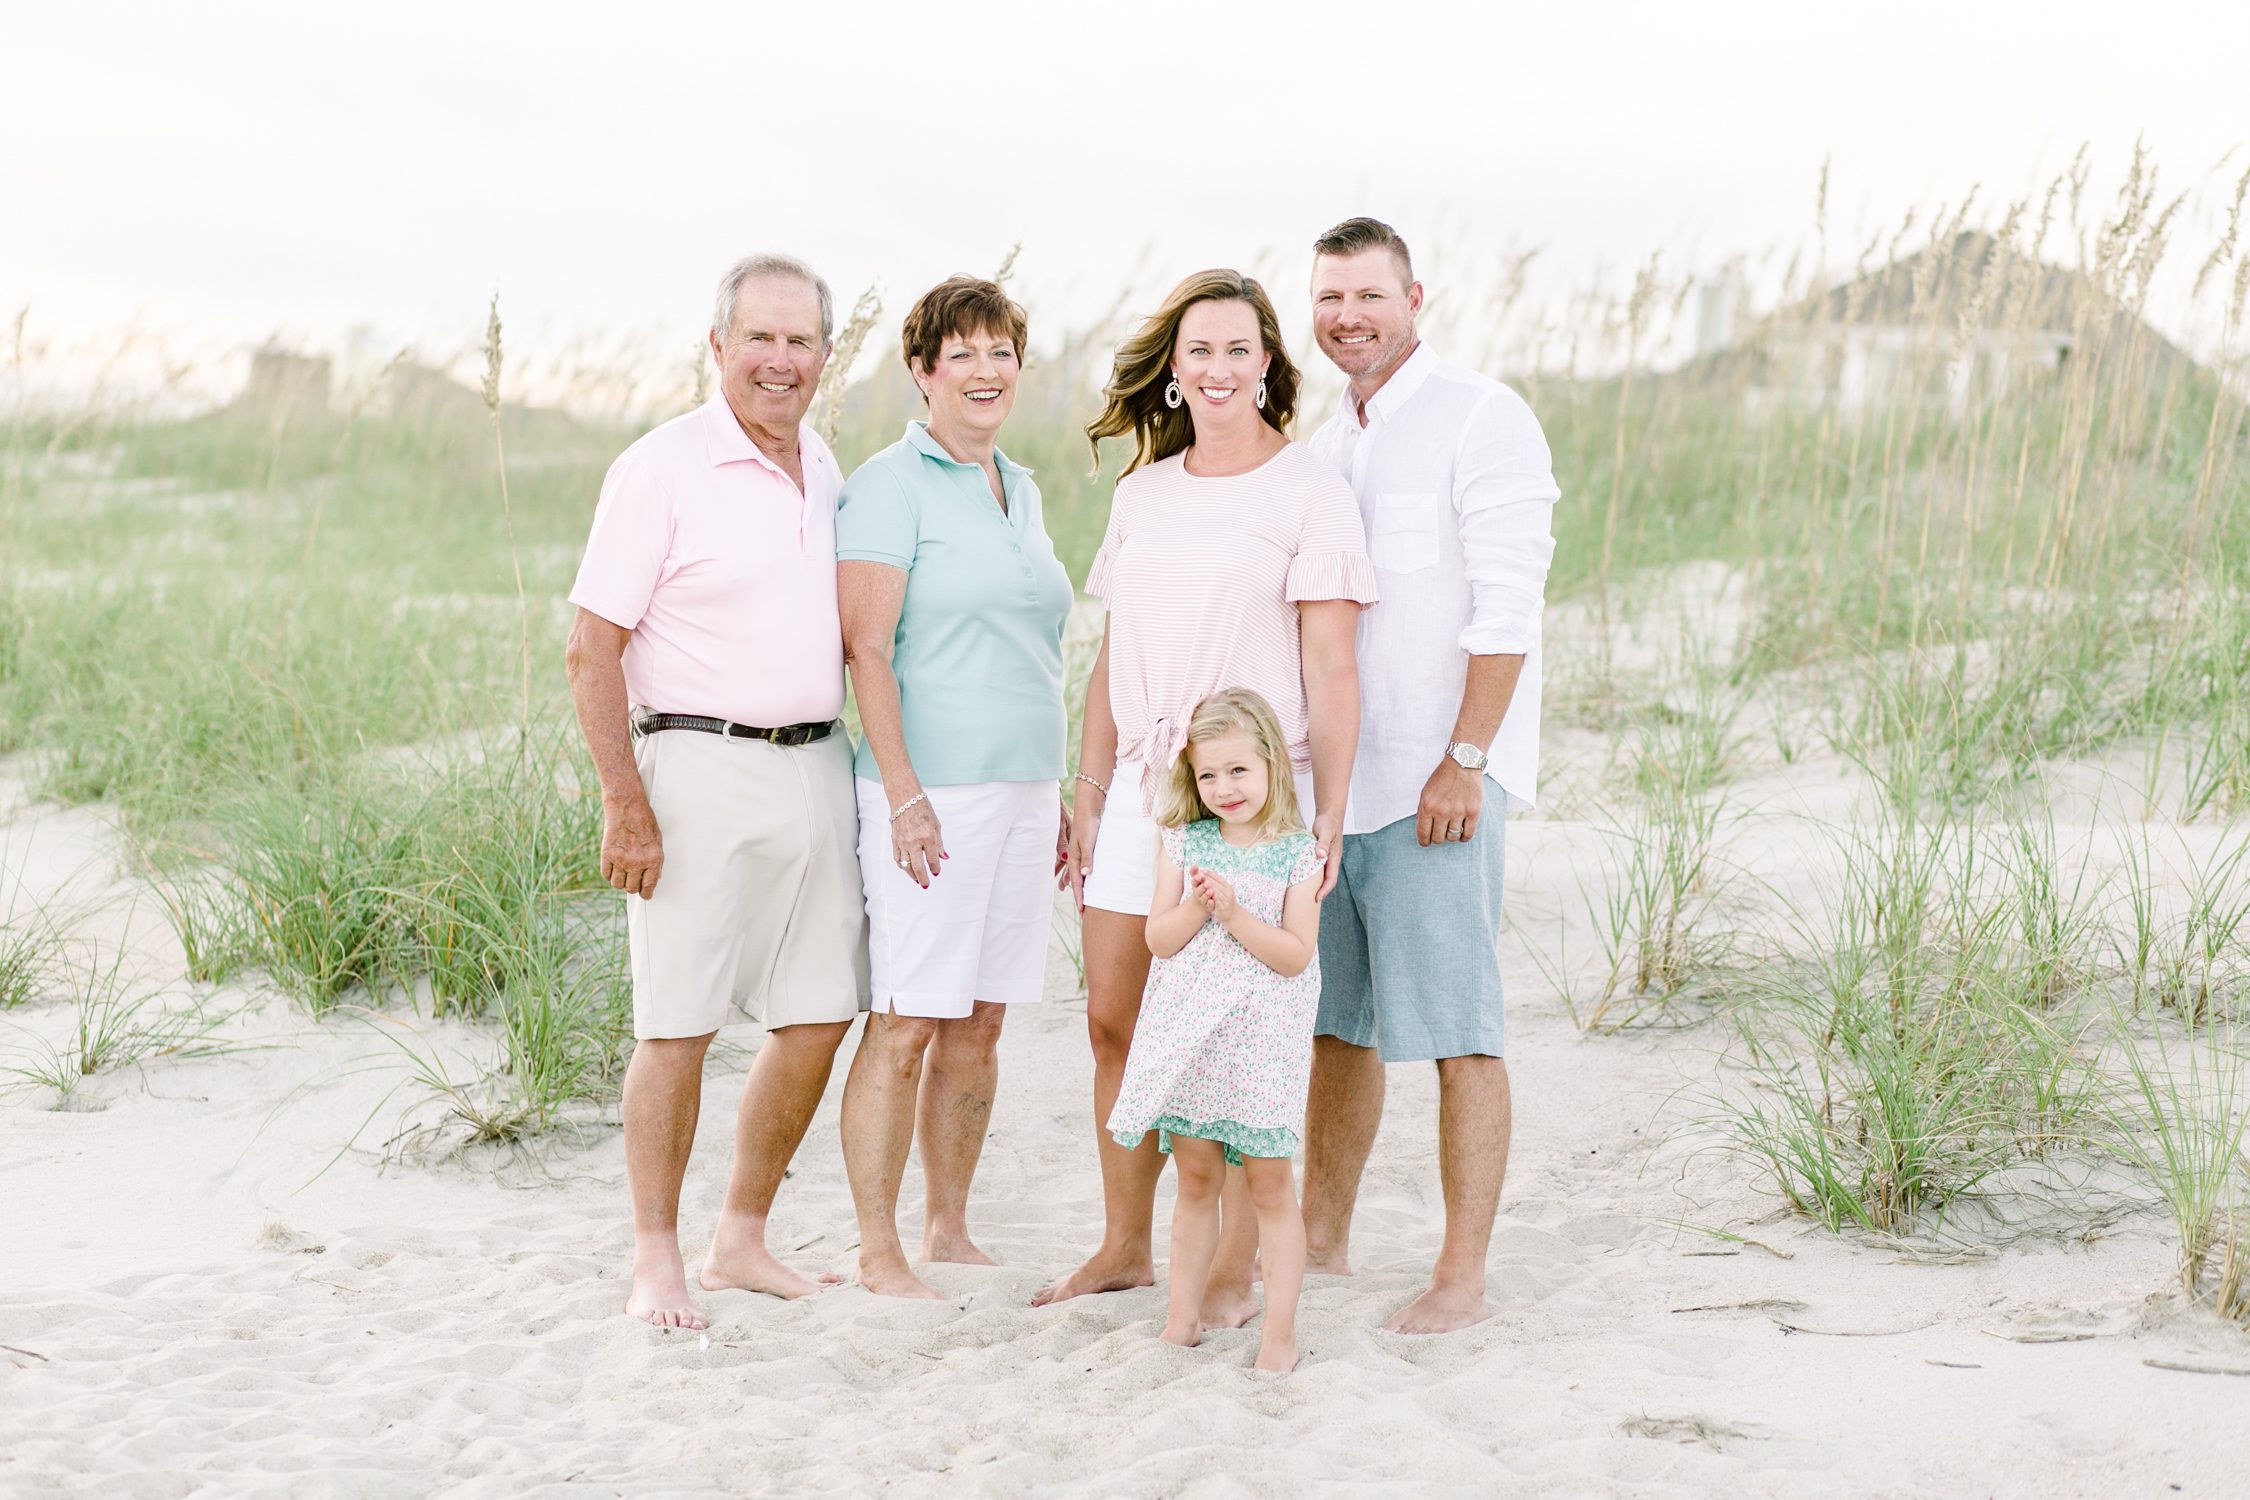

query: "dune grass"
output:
1 152 2245 1222
0 937 247 1106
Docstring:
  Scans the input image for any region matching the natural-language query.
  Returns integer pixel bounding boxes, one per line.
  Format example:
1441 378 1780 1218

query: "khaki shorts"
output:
627 725 870 1039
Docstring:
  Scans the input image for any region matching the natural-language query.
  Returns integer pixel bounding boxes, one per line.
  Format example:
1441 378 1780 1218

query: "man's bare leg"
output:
837 1009 944 1299
1301 1034 1385 1275
701 1017 853 1300
918 1002 1005 1265
1032 908 1161 1306
623 1032 717 1329
1384 1054 1510 1334
1200 1165 1260 1329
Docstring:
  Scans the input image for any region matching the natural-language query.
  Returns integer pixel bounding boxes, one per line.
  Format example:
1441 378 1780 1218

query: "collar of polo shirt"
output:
903 419 1034 477
699 392 820 479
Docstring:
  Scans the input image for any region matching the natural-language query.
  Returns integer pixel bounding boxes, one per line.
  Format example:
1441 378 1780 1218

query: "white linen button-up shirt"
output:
1308 344 1561 832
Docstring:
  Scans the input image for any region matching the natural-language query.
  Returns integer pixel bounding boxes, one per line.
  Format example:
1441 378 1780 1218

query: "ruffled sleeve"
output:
1288 464 1379 604
1083 485 1129 601
1160 824 1188 871
1284 549 1379 605
1288 835 1325 886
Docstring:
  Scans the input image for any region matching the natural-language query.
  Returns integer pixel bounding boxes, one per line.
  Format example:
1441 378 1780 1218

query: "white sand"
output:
4 744 2248 1500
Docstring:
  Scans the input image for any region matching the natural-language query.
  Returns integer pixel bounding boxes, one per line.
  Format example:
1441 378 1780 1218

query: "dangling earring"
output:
1163 378 1183 410
1255 376 1268 410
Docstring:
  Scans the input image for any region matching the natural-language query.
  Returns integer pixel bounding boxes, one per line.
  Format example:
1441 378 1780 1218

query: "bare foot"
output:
1029 1248 1155 1307
921 1228 997 1267
856 1253 945 1300
626 1239 709 1330
700 1213 837 1300
1303 1243 1354 1277
1199 1284 1260 1330
1381 1281 1491 1335
1252 1335 1299 1373
1160 1318 1203 1349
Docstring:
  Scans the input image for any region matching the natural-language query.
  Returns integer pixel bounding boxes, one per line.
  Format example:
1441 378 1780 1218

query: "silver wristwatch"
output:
1446 741 1489 771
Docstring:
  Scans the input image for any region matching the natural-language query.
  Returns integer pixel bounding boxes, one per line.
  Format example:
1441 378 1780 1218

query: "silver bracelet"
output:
888 791 929 823
1074 772 1110 797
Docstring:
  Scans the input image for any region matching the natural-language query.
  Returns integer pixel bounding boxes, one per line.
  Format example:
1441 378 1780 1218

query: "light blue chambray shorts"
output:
1314 782 1506 1063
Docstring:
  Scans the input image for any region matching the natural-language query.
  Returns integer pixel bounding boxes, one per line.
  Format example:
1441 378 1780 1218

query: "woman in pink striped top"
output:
1035 269 1376 1314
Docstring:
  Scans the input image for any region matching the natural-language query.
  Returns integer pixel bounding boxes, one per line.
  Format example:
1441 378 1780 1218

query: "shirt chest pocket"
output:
1370 491 1442 575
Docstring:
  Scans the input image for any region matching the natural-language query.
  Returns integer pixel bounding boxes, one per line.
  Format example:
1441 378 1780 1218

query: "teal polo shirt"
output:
836 421 1074 786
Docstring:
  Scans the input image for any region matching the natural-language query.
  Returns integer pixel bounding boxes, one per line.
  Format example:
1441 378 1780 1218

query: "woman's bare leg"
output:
1031 906 1162 1306
918 1001 1006 1264
838 1010 944 1299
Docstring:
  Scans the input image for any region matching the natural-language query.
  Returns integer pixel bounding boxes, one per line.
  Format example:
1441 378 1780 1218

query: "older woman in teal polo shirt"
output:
836 276 1074 1299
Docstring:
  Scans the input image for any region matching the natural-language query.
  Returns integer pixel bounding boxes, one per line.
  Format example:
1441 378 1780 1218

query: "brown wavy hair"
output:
1084 269 1300 474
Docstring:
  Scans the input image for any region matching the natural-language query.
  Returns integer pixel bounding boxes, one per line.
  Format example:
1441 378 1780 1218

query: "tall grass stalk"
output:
481 293 532 746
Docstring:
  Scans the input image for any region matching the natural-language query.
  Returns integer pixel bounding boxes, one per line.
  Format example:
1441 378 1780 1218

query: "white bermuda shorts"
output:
855 778 1061 1019
628 726 870 1040
1081 758 1318 917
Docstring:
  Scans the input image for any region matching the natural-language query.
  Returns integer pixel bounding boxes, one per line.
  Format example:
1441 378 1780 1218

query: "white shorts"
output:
1081 758 1318 917
628 726 870 1041
855 778 1060 1018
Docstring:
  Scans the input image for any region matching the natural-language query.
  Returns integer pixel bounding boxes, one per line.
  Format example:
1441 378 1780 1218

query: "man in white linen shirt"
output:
1301 216 1560 1335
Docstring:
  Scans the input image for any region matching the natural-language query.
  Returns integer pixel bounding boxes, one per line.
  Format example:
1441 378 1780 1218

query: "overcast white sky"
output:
5 0 2247 390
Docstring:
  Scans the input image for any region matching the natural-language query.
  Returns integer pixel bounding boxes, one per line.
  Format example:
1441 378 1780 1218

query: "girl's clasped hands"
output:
1186 866 1237 921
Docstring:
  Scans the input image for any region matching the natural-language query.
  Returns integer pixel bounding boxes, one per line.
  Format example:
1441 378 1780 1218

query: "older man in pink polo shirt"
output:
565 252 870 1330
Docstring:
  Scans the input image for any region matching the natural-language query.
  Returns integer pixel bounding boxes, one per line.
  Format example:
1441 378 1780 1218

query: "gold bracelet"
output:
1074 772 1109 797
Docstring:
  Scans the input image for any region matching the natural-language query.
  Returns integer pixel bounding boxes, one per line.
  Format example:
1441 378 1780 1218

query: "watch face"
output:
1451 743 1482 769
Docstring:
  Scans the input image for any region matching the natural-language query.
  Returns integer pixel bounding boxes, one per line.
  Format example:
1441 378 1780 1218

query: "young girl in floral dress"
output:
1107 688 1324 1373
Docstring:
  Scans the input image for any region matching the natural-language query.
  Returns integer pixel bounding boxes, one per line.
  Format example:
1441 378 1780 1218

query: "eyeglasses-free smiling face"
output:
1170 299 1270 427
1310 247 1422 385
916 327 1020 439
1189 729 1271 828
710 274 829 433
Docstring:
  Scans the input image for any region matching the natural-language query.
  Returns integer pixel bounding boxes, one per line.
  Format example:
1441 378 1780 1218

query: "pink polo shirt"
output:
569 395 845 727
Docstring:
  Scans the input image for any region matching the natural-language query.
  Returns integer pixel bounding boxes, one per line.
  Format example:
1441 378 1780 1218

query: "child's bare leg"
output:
1162 1139 1227 1348
1244 1155 1305 1372
1201 1163 1261 1329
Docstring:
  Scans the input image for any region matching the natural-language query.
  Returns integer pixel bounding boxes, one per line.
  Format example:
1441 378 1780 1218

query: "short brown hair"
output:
1312 216 1414 287
900 275 1029 380
1083 269 1301 475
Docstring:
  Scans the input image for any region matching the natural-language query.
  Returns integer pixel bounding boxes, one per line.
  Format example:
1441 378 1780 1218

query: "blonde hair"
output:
1153 689 1304 840
1083 269 1301 476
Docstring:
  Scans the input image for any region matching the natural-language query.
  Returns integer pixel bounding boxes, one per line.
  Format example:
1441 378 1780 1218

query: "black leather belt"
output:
634 712 835 746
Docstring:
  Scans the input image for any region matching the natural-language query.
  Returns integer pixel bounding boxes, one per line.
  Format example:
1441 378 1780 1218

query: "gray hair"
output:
712 253 834 347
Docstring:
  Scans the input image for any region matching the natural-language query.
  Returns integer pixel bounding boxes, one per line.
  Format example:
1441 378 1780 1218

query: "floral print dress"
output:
1107 820 1323 1164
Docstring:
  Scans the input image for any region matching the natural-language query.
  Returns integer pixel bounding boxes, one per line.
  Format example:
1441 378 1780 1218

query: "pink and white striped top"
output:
1087 442 1378 808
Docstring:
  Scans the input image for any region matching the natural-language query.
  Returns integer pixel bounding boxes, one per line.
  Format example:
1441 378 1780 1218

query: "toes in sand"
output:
1380 1283 1491 1336
1030 1251 1155 1307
